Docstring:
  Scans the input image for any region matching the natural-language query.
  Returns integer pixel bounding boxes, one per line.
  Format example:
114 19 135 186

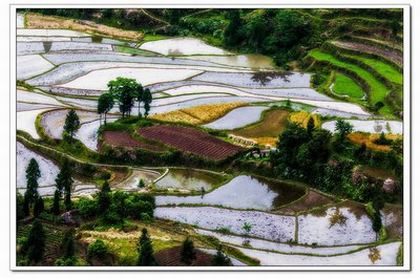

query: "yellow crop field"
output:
289 111 321 128
151 102 246 125
251 137 278 147
25 13 143 41
347 132 401 152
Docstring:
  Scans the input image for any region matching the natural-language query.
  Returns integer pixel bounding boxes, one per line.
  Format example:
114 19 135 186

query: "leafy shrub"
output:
87 239 108 260
75 198 97 218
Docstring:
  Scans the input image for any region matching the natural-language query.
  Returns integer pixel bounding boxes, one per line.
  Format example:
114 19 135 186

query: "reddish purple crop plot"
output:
138 125 244 161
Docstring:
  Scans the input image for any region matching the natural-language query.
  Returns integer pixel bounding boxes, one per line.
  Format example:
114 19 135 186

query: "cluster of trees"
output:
18 157 74 220
97 77 152 123
76 181 155 225
223 10 319 66
269 118 402 233
270 118 399 205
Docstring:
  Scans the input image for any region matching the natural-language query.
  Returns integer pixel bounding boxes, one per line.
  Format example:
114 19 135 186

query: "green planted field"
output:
309 49 392 115
333 72 365 99
114 45 158 56
345 54 403 85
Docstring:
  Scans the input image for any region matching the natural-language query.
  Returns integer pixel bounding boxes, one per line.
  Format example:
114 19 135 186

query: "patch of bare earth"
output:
275 190 334 215
382 204 403 240
155 246 214 266
26 12 143 41
101 130 163 152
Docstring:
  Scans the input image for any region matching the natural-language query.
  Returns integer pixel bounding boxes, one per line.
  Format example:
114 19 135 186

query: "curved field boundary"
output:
323 43 402 85
349 36 403 53
139 9 170 26
138 125 245 161
328 41 402 69
25 12 144 41
308 50 392 115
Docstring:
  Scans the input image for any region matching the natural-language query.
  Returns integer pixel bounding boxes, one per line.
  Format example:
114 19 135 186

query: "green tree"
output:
137 228 157 266
25 219 45 263
63 109 81 139
61 229 75 259
138 179 145 188
335 119 353 142
33 196 44 218
224 10 243 46
25 158 40 201
244 10 269 52
97 180 111 215
97 93 115 124
52 189 60 215
107 77 138 118
142 88 153 117
134 83 144 117
372 210 382 233
211 245 231 266
55 160 73 210
306 116 315 136
181 236 196 265
24 158 41 216
87 239 108 260
16 193 25 220
242 222 252 235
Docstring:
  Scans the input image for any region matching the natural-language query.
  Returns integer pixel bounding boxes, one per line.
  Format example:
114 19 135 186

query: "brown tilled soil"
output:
101 130 162 152
26 12 143 41
138 125 244 161
275 190 334 215
333 40 402 66
154 246 213 266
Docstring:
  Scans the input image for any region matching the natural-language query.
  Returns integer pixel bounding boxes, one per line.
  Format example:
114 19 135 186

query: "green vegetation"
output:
234 109 290 138
114 45 157 56
137 228 157 266
16 8 404 267
332 72 365 99
346 55 403 85
309 49 391 115
63 109 80 139
181 237 196 265
212 245 232 266
270 120 402 204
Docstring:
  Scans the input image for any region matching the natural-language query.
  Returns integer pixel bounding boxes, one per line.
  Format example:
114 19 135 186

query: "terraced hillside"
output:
15 8 405 268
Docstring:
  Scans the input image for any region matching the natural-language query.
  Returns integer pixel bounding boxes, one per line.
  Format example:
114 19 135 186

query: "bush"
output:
374 132 393 145
75 198 97 218
87 239 108 260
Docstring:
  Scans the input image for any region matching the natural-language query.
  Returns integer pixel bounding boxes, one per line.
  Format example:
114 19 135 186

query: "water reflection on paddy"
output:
155 168 225 191
156 175 306 210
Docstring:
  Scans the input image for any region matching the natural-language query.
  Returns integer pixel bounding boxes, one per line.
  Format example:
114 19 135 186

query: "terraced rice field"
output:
289 111 321 128
332 73 365 99
154 168 226 191
156 175 306 210
347 132 402 152
345 54 403 85
232 109 290 144
138 125 244 161
139 37 230 55
322 120 403 134
16 141 59 187
101 130 163 152
309 49 391 114
332 40 402 66
204 106 268 130
15 12 404 267
151 102 246 125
